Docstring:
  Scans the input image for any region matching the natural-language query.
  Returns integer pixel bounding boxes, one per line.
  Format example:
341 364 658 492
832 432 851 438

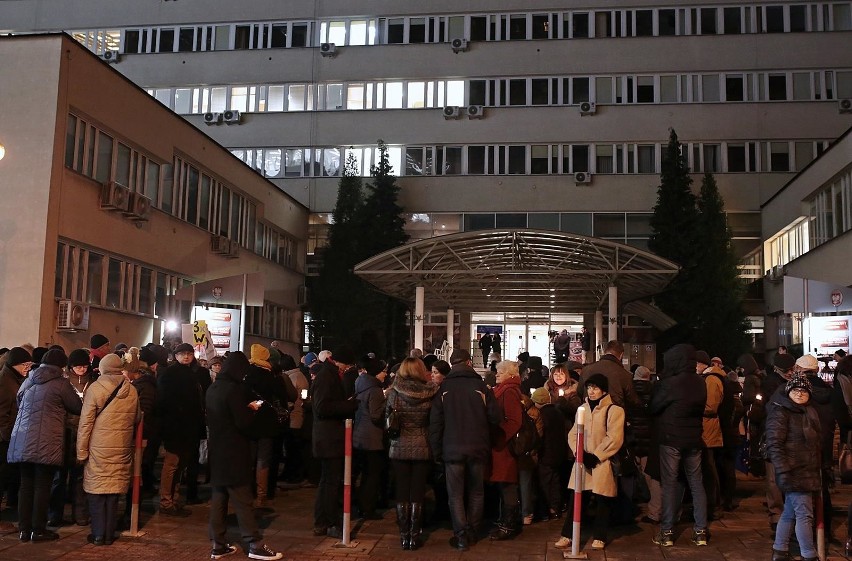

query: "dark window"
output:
157 29 174 52
790 5 806 32
124 30 140 53
594 214 625 238
531 79 549 105
106 258 122 309
560 213 592 235
496 214 527 228
637 80 654 103
572 77 590 103
572 145 589 172
626 214 653 236
724 8 742 34
387 19 404 43
464 214 495 231
234 25 250 49
405 148 424 175
768 75 787 100
532 14 549 38
291 24 308 47
178 28 194 52
529 213 559 230
636 10 653 36
509 79 526 105
531 146 549 174
659 9 676 35
727 145 746 172
572 13 590 37
701 8 717 34
469 80 486 105
468 146 486 174
766 6 784 32
508 146 525 174
470 16 487 40
270 24 287 47
410 19 426 43
509 16 526 39
726 76 744 101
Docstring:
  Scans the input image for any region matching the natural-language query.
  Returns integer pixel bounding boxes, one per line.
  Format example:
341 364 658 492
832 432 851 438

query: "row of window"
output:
68 2 852 55
55 241 190 317
146 69 852 116
764 164 851 270
245 302 297 342
308 211 761 256
230 139 830 179
64 114 300 271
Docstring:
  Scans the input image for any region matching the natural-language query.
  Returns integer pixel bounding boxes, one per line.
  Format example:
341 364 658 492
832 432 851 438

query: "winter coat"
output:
489 375 523 483
765 390 822 493
491 334 502 354
568 394 624 497
648 344 706 450
206 353 256 487
629 378 653 458
701 366 725 448
342 366 359 400
8 365 82 466
0 363 25 442
387 376 438 461
285 367 309 431
831 374 852 445
580 354 640 408
537 403 567 467
77 374 140 494
353 374 386 451
806 374 836 469
131 368 159 440
521 356 547 395
311 361 358 458
156 361 204 452
429 362 501 463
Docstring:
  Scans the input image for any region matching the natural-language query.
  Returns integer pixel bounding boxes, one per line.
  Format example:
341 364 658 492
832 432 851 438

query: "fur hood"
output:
393 376 438 404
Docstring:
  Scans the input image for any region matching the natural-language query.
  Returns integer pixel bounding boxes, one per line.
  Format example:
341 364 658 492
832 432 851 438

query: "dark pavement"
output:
2 475 852 561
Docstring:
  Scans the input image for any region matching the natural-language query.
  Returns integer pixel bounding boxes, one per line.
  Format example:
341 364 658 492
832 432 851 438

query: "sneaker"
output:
522 514 533 525
210 544 237 559
247 543 283 561
554 536 572 549
591 539 606 550
691 529 708 546
653 530 674 547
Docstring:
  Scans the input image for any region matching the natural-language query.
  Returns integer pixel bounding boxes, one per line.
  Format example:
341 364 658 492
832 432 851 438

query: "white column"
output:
414 286 425 351
446 308 454 354
608 285 618 344
594 310 603 361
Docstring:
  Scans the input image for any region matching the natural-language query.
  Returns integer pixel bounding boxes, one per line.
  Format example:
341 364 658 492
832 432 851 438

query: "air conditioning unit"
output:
840 98 852 114
579 101 597 115
320 42 337 57
124 192 152 221
574 171 593 185
223 109 241 124
101 50 120 63
450 38 469 53
100 181 131 212
57 299 90 331
297 285 308 306
466 105 485 119
203 112 222 125
210 234 232 255
442 106 462 119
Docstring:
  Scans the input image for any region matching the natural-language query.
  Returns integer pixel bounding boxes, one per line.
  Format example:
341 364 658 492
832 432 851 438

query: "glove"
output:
582 453 600 469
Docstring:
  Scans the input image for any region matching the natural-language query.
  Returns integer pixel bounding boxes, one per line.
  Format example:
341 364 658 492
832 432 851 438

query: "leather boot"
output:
409 503 423 550
771 549 790 561
489 505 521 540
396 503 411 549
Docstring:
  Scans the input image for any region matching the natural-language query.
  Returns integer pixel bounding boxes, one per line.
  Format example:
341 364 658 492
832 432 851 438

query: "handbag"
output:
839 432 852 484
385 406 401 439
605 406 638 477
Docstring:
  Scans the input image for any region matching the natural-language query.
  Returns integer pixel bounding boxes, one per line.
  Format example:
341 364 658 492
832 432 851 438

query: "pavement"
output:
2 475 852 561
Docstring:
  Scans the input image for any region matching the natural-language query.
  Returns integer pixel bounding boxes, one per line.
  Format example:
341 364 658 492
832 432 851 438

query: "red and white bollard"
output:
122 416 146 537
564 405 587 559
335 418 358 548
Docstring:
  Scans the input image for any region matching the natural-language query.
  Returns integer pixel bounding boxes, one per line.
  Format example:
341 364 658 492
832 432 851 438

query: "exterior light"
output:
0 144 5 161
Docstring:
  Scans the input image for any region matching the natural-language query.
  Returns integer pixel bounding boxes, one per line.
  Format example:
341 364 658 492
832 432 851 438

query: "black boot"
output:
409 503 423 550
771 549 790 561
489 505 521 540
396 503 411 550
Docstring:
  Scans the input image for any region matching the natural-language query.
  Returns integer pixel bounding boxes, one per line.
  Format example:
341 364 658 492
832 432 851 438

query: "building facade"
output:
0 34 308 356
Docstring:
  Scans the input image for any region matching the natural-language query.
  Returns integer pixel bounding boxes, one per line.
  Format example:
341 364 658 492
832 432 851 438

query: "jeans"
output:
17 463 56 533
659 445 707 532
773 491 816 559
209 484 260 547
519 467 536 518
88 493 119 541
445 460 485 535
49 462 88 523
313 457 343 528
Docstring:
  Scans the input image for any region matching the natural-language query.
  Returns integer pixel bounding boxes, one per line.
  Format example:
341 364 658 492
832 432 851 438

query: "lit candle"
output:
577 405 586 425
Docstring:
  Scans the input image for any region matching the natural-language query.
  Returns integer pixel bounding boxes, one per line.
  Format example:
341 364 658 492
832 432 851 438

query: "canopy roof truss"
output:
354 229 679 313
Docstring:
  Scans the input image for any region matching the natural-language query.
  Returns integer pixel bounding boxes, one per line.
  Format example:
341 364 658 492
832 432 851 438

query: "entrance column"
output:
446 308 454 355
414 286 425 351
594 310 603 361
608 286 618 343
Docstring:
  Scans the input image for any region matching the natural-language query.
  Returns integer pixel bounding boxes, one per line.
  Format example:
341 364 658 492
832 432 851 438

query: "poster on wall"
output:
805 315 850 360
193 306 242 354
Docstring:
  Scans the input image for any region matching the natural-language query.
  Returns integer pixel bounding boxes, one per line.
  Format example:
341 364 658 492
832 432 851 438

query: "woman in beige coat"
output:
559 373 624 550
77 353 140 546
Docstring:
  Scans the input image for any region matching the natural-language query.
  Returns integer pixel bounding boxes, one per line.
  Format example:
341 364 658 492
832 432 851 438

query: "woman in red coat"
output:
489 360 524 540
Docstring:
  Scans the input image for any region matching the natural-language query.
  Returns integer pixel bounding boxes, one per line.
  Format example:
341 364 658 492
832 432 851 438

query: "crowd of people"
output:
1 335 851 560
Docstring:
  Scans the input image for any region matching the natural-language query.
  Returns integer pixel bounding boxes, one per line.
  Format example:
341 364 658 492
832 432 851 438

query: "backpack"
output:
510 406 541 458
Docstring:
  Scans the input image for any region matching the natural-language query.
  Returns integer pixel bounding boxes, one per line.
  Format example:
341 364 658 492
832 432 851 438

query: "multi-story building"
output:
0 34 308 356
2 1 851 354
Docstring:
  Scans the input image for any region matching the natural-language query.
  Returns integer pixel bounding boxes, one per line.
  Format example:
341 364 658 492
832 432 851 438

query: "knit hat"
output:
68 349 91 368
41 349 68 368
795 354 819 372
318 350 332 362
32 347 49 365
585 373 609 393
208 356 224 367
173 342 195 355
5 347 32 367
140 344 169 366
450 348 471 365
633 366 652 380
531 387 551 405
302 352 318 366
114 342 128 352
517 351 530 363
90 333 109 349
250 344 271 369
785 373 812 396
695 351 711 366
332 345 356 365
773 353 796 371
362 357 385 376
98 353 125 375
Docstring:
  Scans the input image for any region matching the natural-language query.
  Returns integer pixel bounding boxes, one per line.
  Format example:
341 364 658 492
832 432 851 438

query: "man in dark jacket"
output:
478 334 492 368
521 356 546 396
0 347 31 530
648 344 709 547
156 343 204 516
311 360 358 538
579 340 640 408
763 353 795 528
207 352 283 561
429 349 501 551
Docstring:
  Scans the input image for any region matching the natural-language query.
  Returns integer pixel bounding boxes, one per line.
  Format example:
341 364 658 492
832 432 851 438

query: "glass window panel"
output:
209 87 227 112
410 18 426 43
385 82 403 108
659 9 677 35
724 7 742 34
703 144 721 172
701 8 718 33
467 146 486 174
560 213 592 235
387 18 404 43
795 141 813 170
407 82 425 108
793 73 811 100
115 143 131 186
595 77 613 104
328 21 346 45
464 214 496 231
230 86 248 112
638 145 656 173
702 74 720 101
726 75 744 101
178 27 194 52
266 85 285 111
406 147 424 175
323 148 341 176
637 76 654 103
139 268 153 315
445 80 463 106
443 147 462 175
531 145 549 174
529 213 559 230
145 160 159 200
508 146 525 174
86 253 104 305
770 142 790 171
284 149 303 177
627 214 652 236
288 85 306 111
838 72 852 98
768 74 787 100
106 258 122 308
531 79 549 105
95 131 113 183
291 23 308 47
326 83 343 109
496 213 527 228
727 144 746 172
157 28 175 52
350 20 367 45
766 6 784 32
572 145 589 172
186 166 199 224
596 145 614 173
594 213 625 237
660 76 678 102
509 79 526 106
270 24 287 47
835 4 852 31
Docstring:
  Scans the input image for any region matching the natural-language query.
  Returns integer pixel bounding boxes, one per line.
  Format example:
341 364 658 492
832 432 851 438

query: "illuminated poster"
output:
806 315 850 357
193 306 242 354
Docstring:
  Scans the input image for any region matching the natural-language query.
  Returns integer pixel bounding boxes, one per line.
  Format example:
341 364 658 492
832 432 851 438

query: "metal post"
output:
121 415 146 537
564 405 587 559
607 286 618 344
816 486 825 561
239 274 248 353
414 286 425 351
335 419 358 548
594 310 603 362
446 307 454 355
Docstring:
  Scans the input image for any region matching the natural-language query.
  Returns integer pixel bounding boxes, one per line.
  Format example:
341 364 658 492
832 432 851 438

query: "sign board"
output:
805 315 850 359
193 306 242 353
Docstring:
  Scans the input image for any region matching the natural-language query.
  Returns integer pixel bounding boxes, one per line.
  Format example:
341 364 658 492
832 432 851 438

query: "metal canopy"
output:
353 229 680 313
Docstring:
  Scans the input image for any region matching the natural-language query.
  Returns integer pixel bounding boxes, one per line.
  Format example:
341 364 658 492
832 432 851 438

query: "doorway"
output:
504 323 551 364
